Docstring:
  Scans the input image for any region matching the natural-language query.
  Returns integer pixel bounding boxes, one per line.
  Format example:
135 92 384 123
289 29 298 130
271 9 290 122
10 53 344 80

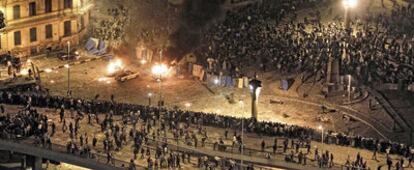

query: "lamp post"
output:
342 0 357 30
147 93 153 106
184 102 191 112
66 41 71 96
239 100 245 167
64 64 70 96
348 74 352 102
318 125 324 143
249 78 262 119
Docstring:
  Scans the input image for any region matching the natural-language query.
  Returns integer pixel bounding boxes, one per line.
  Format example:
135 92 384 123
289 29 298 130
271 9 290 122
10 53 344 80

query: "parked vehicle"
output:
57 50 80 60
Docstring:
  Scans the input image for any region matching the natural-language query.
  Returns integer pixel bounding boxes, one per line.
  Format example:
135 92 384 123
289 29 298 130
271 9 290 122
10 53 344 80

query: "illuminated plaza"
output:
0 0 414 170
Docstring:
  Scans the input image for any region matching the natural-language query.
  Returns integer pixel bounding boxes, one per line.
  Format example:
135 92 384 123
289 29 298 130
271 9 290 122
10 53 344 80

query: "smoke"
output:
166 0 225 62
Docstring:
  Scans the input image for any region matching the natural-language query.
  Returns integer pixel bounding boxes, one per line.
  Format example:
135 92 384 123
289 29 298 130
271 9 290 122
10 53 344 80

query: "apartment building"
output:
0 0 93 56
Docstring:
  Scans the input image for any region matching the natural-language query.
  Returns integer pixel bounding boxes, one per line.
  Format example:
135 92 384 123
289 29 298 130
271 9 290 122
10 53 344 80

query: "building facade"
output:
0 0 93 56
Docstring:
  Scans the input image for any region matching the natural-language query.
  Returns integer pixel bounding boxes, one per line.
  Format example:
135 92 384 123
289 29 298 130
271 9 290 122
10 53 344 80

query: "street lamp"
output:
249 78 262 119
184 102 191 112
64 64 70 96
147 93 153 106
347 74 352 102
66 41 71 96
318 125 324 143
239 100 245 166
342 0 357 29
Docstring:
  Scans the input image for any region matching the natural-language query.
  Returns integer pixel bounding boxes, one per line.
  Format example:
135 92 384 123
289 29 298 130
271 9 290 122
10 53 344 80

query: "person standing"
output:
60 107 65 122
129 159 136 170
107 152 112 164
372 147 378 160
329 153 334 168
387 156 393 170
92 135 97 147
261 140 266 152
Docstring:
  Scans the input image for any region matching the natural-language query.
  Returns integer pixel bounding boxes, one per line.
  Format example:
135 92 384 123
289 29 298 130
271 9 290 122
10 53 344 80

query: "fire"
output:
98 77 108 82
44 68 53 73
107 59 123 74
20 69 29 75
151 63 169 77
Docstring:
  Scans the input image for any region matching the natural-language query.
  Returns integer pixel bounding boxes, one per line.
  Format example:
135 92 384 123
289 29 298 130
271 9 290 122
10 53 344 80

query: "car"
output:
57 51 80 60
114 70 140 82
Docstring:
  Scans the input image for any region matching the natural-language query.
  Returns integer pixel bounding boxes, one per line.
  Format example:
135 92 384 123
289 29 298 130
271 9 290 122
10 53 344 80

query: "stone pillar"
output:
26 155 42 170
33 156 42 170
324 55 341 94
21 155 26 169
251 93 258 119
249 79 262 119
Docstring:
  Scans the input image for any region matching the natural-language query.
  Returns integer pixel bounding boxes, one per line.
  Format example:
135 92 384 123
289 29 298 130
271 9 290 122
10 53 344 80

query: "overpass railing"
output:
0 138 133 170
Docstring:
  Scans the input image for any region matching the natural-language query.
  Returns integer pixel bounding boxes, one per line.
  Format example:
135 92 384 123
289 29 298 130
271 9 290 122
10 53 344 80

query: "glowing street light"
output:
342 0 357 29
147 92 153 106
318 125 324 143
342 0 357 8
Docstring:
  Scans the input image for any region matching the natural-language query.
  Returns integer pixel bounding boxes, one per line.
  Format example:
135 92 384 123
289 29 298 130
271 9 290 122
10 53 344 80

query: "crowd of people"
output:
93 5 129 47
0 107 48 139
196 0 414 87
0 89 413 169
1 1 414 169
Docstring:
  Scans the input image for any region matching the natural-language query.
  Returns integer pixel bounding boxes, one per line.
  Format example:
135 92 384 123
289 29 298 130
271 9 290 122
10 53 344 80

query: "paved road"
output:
0 139 131 170
146 138 341 170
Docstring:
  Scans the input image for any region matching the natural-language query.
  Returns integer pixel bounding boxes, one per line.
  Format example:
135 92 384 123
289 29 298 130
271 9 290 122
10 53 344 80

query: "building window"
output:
45 0 52 13
64 20 71 36
30 27 37 42
64 0 73 9
29 2 36 16
14 31 21 46
13 5 20 19
0 11 4 29
45 24 53 39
